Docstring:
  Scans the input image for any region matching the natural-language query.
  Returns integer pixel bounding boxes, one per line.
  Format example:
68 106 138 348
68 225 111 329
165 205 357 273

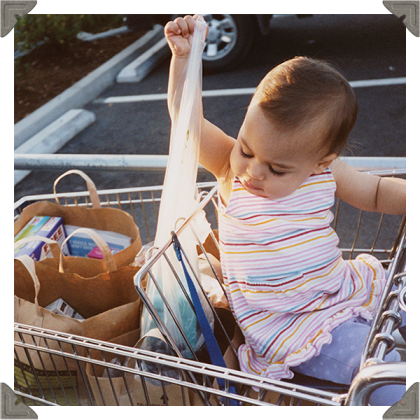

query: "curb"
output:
14 109 96 185
14 24 165 149
15 109 95 155
77 25 131 41
117 37 170 83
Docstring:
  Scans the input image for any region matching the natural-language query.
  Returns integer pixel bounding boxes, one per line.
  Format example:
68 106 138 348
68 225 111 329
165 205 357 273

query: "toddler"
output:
165 15 406 405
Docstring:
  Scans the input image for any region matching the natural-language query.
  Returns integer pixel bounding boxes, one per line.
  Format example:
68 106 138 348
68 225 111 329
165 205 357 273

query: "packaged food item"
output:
44 298 84 320
14 216 70 261
64 225 131 257
87 246 119 260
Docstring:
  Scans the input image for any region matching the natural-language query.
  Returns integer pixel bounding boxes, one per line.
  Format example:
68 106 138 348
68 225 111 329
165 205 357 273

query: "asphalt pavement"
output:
14 14 406 201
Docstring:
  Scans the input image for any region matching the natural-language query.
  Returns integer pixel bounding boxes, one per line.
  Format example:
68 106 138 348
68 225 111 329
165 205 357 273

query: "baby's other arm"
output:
165 15 235 180
331 159 406 215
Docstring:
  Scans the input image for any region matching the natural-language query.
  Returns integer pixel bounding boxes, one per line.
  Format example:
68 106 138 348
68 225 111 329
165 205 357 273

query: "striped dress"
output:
218 169 386 381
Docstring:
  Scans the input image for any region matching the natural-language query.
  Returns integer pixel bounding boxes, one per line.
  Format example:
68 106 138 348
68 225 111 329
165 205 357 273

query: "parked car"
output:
124 14 273 73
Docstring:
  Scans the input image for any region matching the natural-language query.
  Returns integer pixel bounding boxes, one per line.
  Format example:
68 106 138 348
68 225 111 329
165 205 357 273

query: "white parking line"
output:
95 77 406 104
350 77 406 88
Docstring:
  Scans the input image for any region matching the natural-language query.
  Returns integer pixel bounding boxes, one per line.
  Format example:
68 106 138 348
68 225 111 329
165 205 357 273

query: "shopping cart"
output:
13 163 406 406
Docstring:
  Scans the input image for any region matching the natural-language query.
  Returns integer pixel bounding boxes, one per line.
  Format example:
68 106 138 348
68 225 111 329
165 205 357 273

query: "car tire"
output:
201 14 257 74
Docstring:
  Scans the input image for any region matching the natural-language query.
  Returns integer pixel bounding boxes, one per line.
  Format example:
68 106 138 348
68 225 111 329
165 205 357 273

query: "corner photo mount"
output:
383 0 420 36
0 0 37 38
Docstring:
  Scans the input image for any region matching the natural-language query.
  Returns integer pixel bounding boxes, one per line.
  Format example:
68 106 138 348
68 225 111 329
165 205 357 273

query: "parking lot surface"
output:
14 14 406 200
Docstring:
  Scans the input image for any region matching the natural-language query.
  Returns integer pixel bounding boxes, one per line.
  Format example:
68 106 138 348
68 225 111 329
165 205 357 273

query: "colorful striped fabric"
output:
218 169 386 381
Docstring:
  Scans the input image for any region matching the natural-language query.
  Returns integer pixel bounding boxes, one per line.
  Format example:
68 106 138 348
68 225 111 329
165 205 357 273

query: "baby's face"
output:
230 103 328 200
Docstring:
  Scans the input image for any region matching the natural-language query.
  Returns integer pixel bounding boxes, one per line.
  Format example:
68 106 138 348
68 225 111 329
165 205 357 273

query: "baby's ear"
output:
313 153 337 174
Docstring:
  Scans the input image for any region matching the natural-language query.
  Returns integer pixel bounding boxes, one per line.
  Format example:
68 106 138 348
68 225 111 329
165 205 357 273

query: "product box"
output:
14 216 70 261
45 298 84 320
65 225 131 258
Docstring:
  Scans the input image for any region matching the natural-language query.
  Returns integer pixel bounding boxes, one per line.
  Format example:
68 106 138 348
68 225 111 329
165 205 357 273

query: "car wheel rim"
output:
202 14 238 61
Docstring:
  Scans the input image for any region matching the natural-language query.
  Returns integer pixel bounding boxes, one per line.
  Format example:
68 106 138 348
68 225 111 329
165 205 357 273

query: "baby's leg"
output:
369 349 403 406
291 317 405 406
292 317 370 384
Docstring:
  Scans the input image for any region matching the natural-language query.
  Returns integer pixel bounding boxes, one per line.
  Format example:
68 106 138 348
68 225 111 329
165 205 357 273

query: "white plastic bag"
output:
139 17 212 359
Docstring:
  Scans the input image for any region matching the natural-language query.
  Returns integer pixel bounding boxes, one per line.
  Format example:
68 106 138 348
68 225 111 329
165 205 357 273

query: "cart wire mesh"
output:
14 168 406 406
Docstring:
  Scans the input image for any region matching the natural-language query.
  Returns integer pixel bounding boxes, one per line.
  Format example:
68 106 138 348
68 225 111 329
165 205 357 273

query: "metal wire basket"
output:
14 166 406 406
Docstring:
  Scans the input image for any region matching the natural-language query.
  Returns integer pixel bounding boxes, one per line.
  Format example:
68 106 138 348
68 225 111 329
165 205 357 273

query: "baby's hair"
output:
254 56 358 156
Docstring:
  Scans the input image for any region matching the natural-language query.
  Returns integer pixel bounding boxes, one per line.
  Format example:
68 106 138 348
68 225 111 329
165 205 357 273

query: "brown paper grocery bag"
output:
85 329 192 406
188 308 244 406
14 253 86 405
197 230 220 261
121 329 192 406
15 233 141 322
85 329 141 406
84 305 241 406
14 266 141 369
14 233 143 338
198 254 228 309
14 236 143 405
14 169 142 269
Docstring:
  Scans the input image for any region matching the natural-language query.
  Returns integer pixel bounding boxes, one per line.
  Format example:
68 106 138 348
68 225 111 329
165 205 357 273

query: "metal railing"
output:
14 154 406 173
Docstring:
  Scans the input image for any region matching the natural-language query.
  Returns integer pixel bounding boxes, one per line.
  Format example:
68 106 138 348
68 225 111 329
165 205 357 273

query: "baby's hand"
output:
165 15 206 57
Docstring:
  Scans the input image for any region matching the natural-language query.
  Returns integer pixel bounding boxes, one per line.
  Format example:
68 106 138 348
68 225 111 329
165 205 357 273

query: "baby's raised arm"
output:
165 15 198 118
331 159 406 215
165 15 235 180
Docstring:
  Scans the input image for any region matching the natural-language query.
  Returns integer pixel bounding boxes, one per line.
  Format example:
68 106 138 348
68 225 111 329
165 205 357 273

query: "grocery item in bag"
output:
14 216 70 260
65 225 131 257
45 298 84 320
